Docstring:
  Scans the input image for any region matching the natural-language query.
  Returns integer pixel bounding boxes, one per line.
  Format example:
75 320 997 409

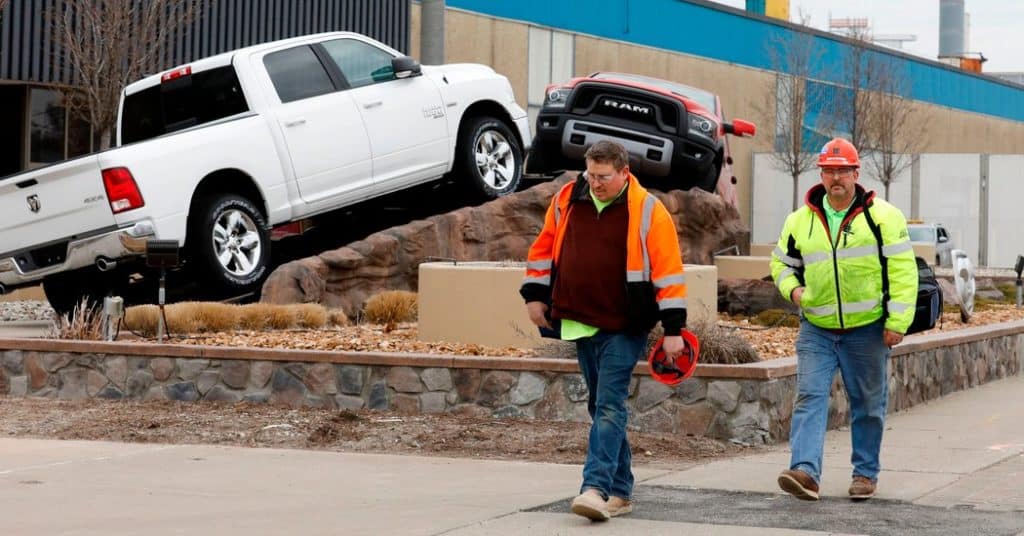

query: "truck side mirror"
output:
393 56 422 79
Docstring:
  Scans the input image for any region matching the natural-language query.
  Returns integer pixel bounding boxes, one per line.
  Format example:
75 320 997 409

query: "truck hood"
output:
423 63 498 83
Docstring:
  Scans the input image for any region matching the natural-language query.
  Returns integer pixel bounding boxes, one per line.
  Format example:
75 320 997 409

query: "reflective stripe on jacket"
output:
770 184 918 333
520 175 687 333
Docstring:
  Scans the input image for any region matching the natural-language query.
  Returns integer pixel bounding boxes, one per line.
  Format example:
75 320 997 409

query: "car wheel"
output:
457 116 523 199
42 267 117 318
188 194 270 296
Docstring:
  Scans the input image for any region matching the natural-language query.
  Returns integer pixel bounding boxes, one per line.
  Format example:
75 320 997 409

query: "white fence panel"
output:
917 154 981 264
987 155 1024 268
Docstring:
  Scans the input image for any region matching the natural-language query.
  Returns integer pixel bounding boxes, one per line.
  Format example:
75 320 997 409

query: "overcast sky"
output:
710 0 1024 73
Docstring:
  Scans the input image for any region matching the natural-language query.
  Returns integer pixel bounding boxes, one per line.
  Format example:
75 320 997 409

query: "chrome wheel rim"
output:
474 129 515 189
212 209 262 277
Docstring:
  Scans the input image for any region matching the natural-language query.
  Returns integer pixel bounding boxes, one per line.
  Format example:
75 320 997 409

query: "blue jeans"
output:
789 318 890 484
575 331 646 500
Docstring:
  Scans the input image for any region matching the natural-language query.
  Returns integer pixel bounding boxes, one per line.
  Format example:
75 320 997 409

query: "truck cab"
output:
907 220 954 267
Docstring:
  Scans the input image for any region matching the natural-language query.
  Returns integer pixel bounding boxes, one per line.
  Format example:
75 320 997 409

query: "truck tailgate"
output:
0 156 117 258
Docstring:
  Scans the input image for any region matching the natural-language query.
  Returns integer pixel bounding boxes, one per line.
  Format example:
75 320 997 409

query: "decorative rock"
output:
336 365 366 395
453 369 482 401
9 375 27 396
304 363 337 395
101 356 128 390
534 379 573 421
335 394 364 410
244 391 270 404
250 361 274 389
386 367 423 393
718 278 797 316
676 403 716 436
563 374 589 402
707 381 742 413
421 368 453 392
126 370 154 398
367 381 389 410
420 391 447 413
86 369 108 397
150 358 175 381
144 385 167 402
196 370 220 395
633 407 674 433
675 379 707 404
221 361 250 390
478 371 516 407
25 355 47 390
725 402 770 445
165 382 200 402
42 353 73 372
0 368 6 395
56 368 89 400
509 372 546 405
97 385 124 400
204 385 243 403
633 378 674 412
392 393 420 414
739 381 760 403
176 358 210 381
303 396 336 409
445 391 459 405
3 351 24 374
270 369 308 408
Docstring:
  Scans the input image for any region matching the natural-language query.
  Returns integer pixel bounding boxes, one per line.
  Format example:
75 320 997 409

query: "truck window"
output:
908 227 936 243
121 66 248 145
321 39 396 89
264 46 336 103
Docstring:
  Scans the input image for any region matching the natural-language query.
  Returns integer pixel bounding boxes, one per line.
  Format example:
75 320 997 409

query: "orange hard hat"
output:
647 329 700 386
818 138 860 168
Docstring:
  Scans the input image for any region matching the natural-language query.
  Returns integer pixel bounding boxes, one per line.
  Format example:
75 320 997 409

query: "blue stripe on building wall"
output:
447 0 1024 124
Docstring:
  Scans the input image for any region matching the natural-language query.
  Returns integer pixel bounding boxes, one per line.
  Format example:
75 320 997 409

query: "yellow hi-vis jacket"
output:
770 184 918 334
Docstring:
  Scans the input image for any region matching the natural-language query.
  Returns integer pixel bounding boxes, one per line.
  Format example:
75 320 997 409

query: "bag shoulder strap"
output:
861 203 891 322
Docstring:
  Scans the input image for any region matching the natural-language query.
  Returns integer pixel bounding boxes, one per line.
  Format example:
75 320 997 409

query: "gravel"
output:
0 300 56 322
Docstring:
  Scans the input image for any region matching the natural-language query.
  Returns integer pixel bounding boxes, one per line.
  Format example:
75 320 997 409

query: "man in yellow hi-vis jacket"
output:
770 138 917 502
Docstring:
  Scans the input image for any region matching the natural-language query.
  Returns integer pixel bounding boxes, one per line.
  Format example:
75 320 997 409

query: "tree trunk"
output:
99 129 112 151
792 173 800 211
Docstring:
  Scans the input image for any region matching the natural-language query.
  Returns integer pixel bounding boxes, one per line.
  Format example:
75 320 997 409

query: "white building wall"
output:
917 154 981 264
987 155 1024 268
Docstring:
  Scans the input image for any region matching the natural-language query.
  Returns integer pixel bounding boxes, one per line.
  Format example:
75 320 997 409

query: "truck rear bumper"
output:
0 221 157 292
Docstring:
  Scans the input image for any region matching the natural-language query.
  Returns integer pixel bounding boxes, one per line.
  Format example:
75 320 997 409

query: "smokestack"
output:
938 0 965 58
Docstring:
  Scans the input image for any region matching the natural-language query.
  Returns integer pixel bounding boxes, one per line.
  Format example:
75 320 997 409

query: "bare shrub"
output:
327 309 350 327
192 302 238 332
648 320 761 365
165 302 203 334
294 303 328 329
238 303 273 331
753 309 800 328
363 290 418 330
124 304 160 336
265 305 296 330
48 298 104 340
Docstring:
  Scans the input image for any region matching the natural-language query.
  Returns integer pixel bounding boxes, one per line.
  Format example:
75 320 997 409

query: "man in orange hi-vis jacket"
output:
520 140 687 522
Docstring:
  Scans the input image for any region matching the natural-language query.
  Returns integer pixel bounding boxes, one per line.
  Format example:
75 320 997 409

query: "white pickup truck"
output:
0 32 531 313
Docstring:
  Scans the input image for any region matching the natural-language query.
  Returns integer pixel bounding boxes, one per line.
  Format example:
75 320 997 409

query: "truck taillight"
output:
102 167 145 214
161 66 191 82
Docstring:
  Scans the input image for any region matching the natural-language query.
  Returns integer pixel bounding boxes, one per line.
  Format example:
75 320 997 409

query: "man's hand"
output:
526 301 551 329
660 335 686 366
883 329 903 348
790 287 804 306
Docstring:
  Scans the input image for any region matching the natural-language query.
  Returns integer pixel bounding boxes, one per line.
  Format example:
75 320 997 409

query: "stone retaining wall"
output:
2 320 1022 445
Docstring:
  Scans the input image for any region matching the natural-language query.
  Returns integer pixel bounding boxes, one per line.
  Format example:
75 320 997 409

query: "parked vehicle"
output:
0 32 531 314
524 72 755 204
907 220 954 267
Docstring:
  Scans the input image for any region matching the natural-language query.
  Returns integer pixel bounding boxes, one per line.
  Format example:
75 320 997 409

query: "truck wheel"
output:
42 267 116 318
189 194 270 296
457 116 523 199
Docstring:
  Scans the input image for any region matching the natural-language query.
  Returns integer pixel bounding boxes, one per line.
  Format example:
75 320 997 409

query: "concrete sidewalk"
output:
2 377 1024 535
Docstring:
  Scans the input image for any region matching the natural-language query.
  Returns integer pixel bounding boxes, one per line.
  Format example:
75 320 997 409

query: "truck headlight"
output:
688 115 718 142
543 87 570 109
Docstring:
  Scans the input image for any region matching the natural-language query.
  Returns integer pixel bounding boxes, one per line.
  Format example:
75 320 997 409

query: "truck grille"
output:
569 83 681 133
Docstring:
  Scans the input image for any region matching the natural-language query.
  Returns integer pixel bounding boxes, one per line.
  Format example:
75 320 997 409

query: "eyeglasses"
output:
583 170 622 183
822 168 856 178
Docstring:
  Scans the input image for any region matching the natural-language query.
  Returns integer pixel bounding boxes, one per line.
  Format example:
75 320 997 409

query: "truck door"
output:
259 45 373 209
318 38 449 195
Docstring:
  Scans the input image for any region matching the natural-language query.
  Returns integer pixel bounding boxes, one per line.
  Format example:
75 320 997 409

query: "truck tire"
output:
188 194 270 296
42 267 116 318
456 116 523 199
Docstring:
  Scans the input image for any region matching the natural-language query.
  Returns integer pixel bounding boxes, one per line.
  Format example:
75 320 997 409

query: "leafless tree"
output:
861 58 923 200
839 27 879 153
764 14 835 210
0 1 9 24
52 0 202 149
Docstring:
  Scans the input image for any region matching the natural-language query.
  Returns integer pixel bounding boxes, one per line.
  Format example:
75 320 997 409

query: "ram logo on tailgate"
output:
26 195 40 213
601 98 652 116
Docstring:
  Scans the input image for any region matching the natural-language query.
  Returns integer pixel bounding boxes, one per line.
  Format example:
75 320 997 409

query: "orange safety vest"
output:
521 175 688 333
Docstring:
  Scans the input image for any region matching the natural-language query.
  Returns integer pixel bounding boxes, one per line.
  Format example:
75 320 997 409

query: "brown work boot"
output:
777 469 820 501
849 476 876 500
607 496 633 517
570 489 610 521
